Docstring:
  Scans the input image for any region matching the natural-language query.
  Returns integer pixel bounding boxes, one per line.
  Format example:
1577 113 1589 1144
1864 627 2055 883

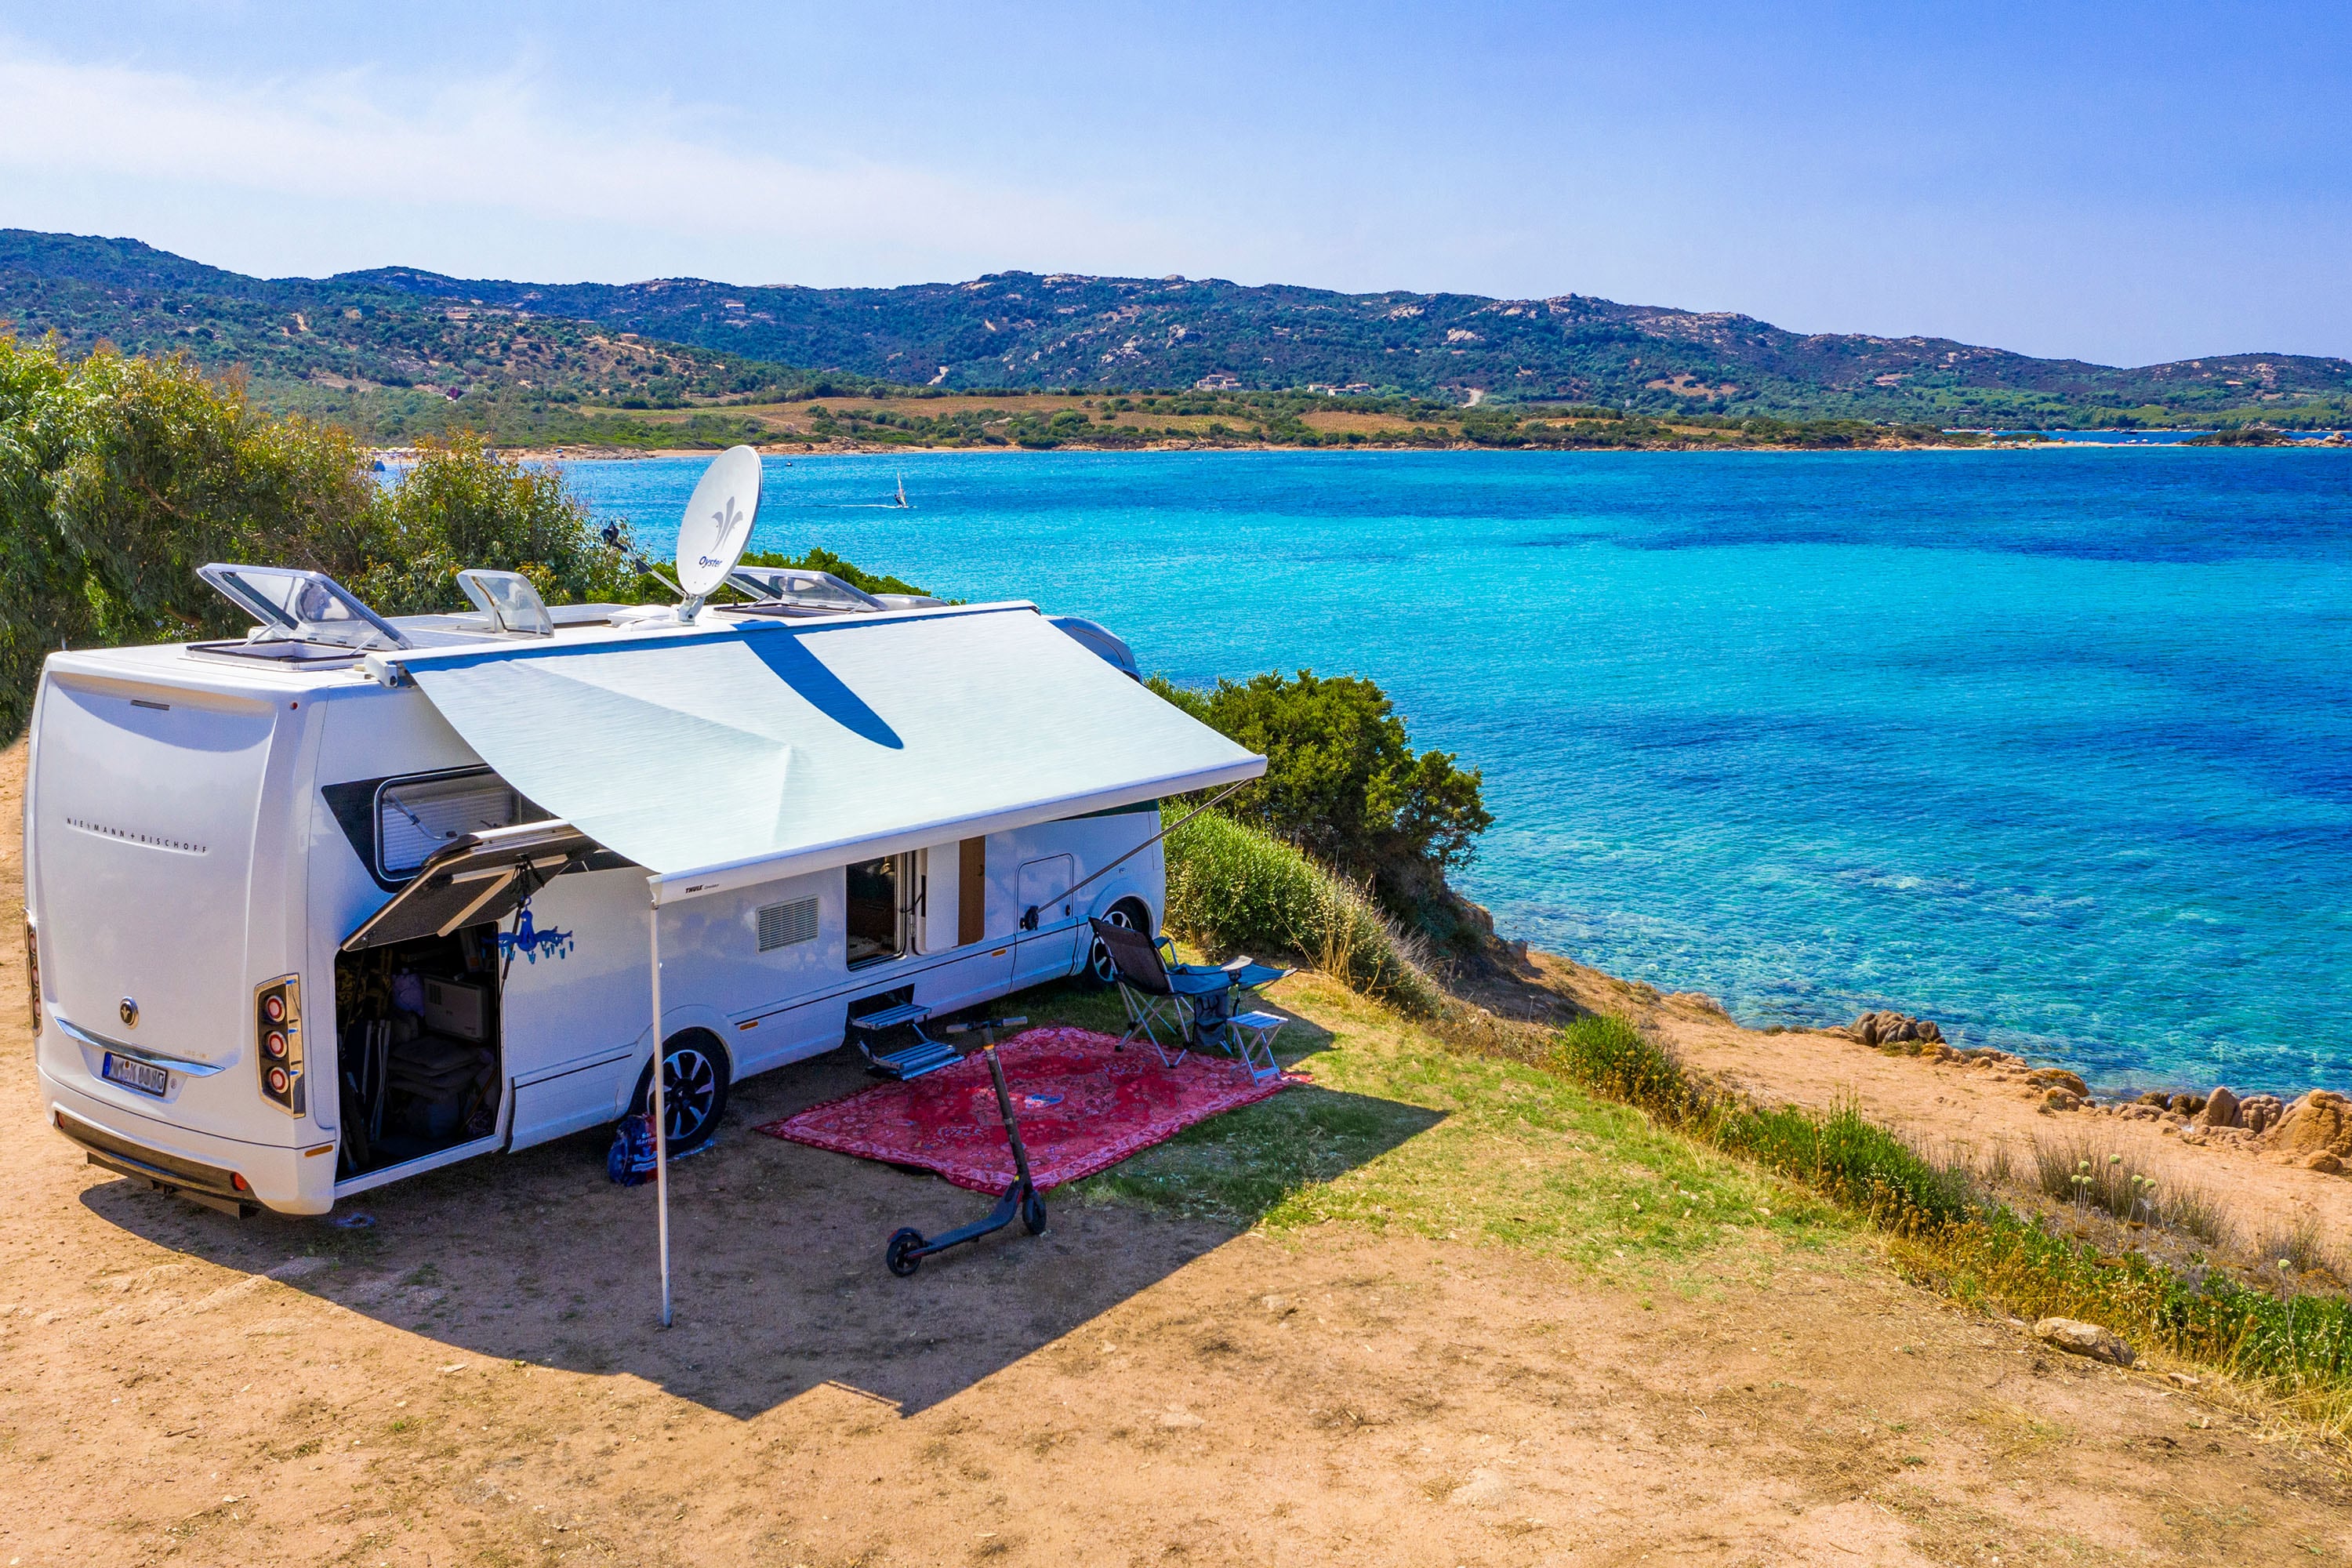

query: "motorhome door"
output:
1011 855 1078 987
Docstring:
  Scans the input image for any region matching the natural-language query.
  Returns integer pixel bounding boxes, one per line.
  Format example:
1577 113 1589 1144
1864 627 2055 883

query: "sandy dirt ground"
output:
5 736 2350 1566
1504 955 2352 1265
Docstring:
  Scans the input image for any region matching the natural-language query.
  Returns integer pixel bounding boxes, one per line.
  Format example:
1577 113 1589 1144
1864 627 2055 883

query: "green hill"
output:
0 231 801 446
5 228 2347 430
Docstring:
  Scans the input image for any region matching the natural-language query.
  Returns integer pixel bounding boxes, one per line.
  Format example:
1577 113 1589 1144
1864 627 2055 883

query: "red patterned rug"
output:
756 1025 1300 1192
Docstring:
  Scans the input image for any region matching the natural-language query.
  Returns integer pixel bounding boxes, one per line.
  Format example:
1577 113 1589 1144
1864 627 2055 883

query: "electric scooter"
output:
884 1018 1046 1276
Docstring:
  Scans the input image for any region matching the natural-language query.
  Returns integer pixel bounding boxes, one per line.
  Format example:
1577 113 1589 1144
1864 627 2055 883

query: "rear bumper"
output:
55 1110 256 1217
41 1070 331 1215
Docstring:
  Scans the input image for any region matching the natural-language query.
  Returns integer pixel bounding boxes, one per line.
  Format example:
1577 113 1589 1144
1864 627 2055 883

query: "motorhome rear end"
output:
27 644 326 1213
26 578 1250 1219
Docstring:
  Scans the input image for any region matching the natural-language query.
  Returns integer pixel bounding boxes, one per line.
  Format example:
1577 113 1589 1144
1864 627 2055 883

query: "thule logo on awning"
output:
63 816 209 855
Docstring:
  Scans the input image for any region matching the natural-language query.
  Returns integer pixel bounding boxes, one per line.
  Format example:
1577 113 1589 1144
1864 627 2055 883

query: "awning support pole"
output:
1032 779 1251 917
648 880 672 1329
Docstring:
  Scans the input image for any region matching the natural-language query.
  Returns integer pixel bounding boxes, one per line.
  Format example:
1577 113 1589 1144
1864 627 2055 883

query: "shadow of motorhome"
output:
78 985 1437 1420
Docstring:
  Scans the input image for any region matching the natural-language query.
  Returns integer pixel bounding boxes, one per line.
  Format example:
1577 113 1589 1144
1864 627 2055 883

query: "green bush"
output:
53 346 386 647
0 337 635 738
1548 1014 1693 1115
1161 807 1444 1016
2 338 389 733
1148 669 1491 938
736 545 929 597
359 431 637 615
0 336 95 733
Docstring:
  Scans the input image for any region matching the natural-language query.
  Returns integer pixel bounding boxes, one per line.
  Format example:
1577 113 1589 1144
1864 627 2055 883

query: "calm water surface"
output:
565 448 2352 1096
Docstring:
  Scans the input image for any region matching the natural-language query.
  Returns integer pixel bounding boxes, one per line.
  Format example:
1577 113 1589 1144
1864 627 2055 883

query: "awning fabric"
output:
376 604 1264 903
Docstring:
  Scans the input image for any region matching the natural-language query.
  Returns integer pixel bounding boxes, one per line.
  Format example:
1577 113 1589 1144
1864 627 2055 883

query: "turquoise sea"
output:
564 448 2352 1098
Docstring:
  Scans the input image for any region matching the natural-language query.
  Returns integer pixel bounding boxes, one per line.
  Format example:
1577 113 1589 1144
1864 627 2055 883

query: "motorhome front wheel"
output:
631 1031 731 1153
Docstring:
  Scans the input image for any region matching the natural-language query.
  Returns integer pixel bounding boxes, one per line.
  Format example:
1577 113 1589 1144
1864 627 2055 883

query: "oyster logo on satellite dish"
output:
498 906 575 964
699 496 746 570
673 445 761 607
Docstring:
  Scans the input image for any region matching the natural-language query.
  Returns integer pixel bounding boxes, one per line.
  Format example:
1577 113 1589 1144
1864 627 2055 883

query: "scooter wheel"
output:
1021 1189 1047 1236
885 1228 925 1276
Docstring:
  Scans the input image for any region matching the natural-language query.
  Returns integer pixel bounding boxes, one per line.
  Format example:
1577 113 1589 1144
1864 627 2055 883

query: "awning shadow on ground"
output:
86 996 1440 1420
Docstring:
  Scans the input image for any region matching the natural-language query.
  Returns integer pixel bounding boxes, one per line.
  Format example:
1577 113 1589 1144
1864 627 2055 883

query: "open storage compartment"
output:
335 818 601 1182
334 927 503 1177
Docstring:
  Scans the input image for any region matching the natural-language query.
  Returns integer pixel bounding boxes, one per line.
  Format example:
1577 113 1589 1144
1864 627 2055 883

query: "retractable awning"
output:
368 603 1264 903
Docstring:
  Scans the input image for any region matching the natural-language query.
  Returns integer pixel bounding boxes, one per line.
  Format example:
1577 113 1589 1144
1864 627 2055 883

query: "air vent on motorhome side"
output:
757 898 820 952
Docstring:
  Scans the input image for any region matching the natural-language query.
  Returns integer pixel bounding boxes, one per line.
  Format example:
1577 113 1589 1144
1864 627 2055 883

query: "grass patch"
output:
1537 1014 2352 1421
2248 1214 2336 1280
1919 1211 2352 1398
1711 1101 1975 1234
1022 938 2352 1427
1075 1079 1442 1225
2162 1183 2230 1250
1067 975 1845 1286
1547 1015 1973 1234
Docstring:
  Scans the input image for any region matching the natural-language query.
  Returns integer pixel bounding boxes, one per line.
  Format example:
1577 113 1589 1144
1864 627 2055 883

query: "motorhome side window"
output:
376 770 539 879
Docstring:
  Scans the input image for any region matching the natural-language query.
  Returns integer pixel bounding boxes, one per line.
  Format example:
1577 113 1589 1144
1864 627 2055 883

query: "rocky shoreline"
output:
1822 1009 2350 1176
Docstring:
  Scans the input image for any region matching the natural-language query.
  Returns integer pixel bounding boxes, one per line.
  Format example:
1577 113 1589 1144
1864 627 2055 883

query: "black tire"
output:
1082 898 1152 990
630 1029 731 1153
885 1228 925 1276
1021 1188 1048 1236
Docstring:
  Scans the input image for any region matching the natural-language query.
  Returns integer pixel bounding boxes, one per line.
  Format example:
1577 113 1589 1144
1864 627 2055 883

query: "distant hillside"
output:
4 228 2349 428
332 263 2352 426
0 230 801 445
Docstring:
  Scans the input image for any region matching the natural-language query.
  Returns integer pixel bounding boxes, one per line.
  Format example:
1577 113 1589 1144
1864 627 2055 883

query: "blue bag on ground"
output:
607 1113 658 1185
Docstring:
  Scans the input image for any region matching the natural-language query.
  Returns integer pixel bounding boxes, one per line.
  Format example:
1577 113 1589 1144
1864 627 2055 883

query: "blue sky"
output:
2 2 2346 365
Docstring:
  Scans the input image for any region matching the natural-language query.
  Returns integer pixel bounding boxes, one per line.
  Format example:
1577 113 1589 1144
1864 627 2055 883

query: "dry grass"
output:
2161 1181 2231 1250
2027 1134 2227 1246
2249 1214 2339 1282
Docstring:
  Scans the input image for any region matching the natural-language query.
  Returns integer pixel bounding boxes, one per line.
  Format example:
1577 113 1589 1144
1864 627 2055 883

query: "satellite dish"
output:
673 445 764 619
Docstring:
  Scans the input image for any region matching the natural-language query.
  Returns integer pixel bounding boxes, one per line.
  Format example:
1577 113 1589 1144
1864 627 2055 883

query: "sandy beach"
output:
449 434 2099 464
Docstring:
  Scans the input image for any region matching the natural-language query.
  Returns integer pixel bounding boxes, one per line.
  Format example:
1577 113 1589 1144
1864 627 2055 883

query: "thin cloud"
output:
0 42 1166 282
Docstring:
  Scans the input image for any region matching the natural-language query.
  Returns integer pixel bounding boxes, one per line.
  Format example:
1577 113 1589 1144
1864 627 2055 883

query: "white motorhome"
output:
24 460 1261 1218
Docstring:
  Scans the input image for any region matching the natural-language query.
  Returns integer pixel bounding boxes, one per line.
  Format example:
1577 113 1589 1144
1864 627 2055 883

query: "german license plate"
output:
101 1051 169 1098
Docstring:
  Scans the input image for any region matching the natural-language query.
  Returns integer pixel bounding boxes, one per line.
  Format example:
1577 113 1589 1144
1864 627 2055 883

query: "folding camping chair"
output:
1088 917 1294 1078
1089 917 1227 1066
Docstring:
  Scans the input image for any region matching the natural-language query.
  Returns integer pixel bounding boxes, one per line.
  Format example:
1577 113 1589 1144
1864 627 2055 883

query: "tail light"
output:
24 921 38 1035
255 975 304 1114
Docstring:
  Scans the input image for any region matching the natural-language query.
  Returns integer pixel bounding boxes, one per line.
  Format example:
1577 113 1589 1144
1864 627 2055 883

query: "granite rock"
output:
2196 1087 2241 1129
2034 1317 2135 1367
